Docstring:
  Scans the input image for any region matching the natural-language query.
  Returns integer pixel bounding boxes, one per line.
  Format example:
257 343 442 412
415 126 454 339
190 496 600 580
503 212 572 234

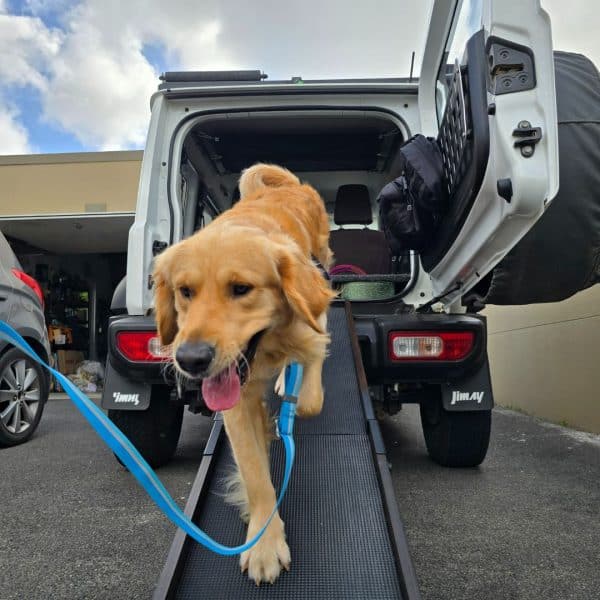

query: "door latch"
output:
512 120 542 157
152 240 168 256
487 39 536 95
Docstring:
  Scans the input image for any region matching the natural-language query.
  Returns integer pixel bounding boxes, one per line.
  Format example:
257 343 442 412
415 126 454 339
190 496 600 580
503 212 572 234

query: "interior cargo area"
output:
177 110 415 300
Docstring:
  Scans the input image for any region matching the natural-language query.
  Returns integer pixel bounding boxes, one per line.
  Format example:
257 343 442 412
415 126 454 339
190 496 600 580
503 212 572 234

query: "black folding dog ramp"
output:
154 305 420 599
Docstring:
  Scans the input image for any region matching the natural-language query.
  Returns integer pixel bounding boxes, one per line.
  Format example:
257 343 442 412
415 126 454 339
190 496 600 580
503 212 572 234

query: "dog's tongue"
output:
202 364 241 411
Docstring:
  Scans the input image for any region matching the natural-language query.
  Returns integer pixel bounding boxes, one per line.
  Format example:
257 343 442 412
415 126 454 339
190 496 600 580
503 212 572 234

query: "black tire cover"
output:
480 51 600 305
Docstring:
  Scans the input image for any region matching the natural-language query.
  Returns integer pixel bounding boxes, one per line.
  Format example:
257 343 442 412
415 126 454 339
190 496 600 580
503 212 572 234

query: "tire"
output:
420 395 491 468
0 347 49 447
108 385 183 468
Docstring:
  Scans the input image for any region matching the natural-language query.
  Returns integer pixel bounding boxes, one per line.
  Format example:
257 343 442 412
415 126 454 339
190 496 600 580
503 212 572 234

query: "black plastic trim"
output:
161 83 419 98
110 276 127 312
421 29 490 271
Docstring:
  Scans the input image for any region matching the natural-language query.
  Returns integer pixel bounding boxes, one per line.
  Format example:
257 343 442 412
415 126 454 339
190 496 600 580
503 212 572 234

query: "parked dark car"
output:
0 232 51 446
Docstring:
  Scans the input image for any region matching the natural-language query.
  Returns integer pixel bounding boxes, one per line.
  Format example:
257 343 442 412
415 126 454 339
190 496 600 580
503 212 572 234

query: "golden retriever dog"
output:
152 163 335 584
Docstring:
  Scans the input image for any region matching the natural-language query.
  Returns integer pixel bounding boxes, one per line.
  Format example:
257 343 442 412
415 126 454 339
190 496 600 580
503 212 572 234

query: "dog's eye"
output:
179 286 193 299
231 283 253 297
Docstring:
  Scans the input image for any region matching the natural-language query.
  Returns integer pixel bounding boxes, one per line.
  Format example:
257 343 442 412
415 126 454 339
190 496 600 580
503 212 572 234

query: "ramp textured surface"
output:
174 307 402 599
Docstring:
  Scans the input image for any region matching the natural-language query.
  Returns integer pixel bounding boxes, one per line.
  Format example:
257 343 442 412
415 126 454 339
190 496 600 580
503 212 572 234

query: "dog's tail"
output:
238 163 300 197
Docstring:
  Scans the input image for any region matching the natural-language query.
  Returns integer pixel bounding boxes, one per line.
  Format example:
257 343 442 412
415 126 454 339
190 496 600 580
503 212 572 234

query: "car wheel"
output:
108 385 183 468
0 347 49 447
420 394 491 468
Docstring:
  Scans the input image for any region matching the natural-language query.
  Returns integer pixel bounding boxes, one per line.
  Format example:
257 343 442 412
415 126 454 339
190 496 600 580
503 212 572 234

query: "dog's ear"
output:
152 249 178 345
277 246 336 333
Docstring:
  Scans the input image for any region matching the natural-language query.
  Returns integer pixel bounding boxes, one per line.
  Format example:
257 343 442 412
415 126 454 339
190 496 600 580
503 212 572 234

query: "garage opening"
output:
3 215 130 392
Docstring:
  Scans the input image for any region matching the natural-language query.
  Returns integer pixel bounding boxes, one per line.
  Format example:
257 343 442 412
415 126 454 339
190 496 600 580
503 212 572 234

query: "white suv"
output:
102 0 560 468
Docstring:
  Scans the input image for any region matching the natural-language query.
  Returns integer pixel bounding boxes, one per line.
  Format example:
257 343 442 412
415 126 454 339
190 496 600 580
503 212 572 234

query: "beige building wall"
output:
485 286 600 434
0 151 143 216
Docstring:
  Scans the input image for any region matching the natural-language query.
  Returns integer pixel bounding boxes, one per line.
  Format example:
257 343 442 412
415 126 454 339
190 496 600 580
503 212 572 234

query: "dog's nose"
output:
175 342 215 376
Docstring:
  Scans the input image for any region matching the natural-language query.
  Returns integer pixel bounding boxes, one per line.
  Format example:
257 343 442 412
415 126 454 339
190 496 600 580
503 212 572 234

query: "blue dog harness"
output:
0 320 301 556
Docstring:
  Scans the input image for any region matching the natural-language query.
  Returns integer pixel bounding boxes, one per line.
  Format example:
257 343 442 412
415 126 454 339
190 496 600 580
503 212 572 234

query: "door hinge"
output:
512 121 542 157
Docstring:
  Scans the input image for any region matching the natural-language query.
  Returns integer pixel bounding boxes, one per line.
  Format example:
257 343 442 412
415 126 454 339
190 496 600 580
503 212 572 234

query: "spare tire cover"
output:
481 51 600 305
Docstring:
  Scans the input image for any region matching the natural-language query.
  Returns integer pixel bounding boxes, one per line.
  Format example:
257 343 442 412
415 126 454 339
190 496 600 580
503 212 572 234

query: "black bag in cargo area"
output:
377 134 448 254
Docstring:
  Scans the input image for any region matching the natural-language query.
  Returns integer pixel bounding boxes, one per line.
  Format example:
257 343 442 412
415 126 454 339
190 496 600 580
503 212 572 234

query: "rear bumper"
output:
354 312 487 384
104 312 488 399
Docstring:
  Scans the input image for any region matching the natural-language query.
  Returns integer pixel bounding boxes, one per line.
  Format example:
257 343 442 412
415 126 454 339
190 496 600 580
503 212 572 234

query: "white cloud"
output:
0 13 61 90
0 10 59 155
41 2 157 150
23 0 74 15
0 0 433 151
37 1 243 150
38 0 433 151
0 103 31 154
1 0 598 154
37 0 242 150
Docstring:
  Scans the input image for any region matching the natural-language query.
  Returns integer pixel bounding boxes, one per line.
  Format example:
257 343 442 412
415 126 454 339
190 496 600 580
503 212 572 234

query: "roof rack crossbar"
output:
160 70 268 83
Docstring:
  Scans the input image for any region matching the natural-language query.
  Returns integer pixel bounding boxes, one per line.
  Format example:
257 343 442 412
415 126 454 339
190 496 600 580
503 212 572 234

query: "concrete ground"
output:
1 396 598 599
381 406 600 600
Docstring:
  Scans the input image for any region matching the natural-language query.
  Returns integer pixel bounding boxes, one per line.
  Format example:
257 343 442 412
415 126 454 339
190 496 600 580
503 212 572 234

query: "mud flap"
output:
101 359 151 411
441 359 494 412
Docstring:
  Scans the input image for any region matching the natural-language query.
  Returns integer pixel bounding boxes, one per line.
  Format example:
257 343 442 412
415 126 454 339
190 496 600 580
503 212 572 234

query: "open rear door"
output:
410 0 558 308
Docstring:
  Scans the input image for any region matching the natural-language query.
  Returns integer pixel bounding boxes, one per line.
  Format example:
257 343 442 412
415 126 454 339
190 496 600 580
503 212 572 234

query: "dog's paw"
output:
240 518 291 585
240 536 291 585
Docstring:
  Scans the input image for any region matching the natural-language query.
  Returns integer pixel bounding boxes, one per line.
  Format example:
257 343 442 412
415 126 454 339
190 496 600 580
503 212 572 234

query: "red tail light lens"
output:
11 268 44 308
115 331 171 362
388 331 475 361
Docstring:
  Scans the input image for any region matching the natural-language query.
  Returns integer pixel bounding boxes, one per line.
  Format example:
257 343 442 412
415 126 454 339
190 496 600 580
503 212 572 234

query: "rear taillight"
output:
11 268 44 308
388 331 475 361
115 331 171 362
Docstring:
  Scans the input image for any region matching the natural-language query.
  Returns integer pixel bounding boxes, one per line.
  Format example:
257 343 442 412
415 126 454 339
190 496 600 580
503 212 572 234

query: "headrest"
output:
334 185 372 225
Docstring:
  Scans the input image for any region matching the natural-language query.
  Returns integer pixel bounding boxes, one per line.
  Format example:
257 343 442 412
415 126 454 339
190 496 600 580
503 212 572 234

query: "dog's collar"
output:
238 328 266 385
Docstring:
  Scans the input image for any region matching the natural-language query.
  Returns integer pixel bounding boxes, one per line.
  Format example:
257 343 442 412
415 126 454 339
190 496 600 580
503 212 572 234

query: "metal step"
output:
155 305 420 599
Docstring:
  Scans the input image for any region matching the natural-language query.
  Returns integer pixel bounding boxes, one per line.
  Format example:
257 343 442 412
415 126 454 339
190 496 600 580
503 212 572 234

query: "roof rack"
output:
159 70 268 83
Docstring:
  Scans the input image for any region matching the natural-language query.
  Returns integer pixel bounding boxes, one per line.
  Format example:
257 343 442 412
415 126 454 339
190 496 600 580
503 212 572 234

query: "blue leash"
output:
0 320 301 557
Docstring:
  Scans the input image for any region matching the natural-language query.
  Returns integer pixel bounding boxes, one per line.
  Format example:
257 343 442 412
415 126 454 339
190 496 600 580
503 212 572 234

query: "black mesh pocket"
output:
437 61 473 199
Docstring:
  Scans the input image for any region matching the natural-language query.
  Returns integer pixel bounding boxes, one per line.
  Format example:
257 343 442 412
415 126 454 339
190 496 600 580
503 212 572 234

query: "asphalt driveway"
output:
1 396 598 599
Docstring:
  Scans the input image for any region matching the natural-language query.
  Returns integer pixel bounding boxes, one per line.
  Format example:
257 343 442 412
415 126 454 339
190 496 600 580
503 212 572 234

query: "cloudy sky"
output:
0 0 597 155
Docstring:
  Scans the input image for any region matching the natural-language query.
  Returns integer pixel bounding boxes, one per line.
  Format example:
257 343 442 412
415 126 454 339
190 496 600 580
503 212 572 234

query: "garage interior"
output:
0 150 141 387
1 214 131 388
